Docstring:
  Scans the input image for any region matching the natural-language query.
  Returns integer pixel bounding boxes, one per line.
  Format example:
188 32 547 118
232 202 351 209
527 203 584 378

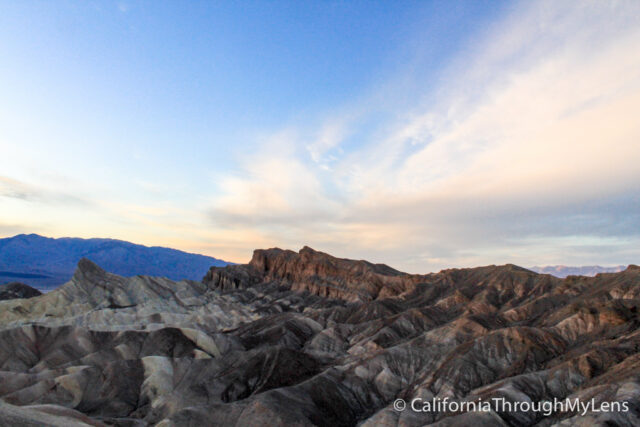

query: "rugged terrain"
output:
0 246 639 426
0 234 228 291
0 282 41 301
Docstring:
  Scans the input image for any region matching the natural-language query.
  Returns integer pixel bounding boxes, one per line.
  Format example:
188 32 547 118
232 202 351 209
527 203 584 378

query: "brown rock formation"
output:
0 247 639 426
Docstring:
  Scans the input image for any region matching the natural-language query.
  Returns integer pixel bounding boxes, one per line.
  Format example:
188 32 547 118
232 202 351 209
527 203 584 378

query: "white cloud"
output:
209 130 342 228
207 0 640 271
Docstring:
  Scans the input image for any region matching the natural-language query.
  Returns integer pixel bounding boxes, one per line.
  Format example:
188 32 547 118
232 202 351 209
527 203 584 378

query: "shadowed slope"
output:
1 248 639 426
0 283 41 301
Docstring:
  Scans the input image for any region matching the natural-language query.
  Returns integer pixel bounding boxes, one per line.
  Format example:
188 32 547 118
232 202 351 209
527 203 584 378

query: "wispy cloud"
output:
210 130 342 228
2 1 637 271
0 175 90 206
207 0 640 271
117 2 129 13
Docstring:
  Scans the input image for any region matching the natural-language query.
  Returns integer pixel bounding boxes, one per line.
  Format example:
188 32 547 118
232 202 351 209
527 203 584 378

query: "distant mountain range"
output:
0 234 228 291
528 264 626 278
0 233 627 291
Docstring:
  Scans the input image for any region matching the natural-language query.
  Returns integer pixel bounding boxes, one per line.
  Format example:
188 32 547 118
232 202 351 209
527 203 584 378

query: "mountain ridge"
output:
0 233 228 291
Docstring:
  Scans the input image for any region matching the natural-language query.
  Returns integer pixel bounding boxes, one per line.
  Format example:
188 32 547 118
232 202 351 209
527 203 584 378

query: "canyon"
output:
0 246 639 426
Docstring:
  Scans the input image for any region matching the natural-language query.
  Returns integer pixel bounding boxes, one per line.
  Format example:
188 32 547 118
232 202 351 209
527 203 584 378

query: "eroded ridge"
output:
1 247 639 426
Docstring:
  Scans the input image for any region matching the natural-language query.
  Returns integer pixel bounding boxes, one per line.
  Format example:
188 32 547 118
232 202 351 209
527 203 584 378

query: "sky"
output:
1 0 639 273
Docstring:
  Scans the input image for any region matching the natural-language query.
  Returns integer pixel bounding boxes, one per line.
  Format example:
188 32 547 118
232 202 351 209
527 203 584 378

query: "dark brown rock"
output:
0 282 41 301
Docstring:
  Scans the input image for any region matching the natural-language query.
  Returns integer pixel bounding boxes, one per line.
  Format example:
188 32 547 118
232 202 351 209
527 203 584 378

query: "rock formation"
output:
0 247 639 426
0 282 42 301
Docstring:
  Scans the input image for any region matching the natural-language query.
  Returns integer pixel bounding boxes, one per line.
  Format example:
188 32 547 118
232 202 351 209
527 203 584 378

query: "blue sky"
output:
1 1 639 272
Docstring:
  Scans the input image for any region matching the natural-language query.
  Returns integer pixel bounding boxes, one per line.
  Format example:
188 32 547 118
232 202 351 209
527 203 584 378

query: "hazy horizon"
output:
2 1 640 273
0 233 632 278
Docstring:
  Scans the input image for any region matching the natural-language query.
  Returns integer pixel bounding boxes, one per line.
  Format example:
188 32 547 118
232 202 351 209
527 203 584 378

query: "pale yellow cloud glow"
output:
205 1 640 270
2 1 639 271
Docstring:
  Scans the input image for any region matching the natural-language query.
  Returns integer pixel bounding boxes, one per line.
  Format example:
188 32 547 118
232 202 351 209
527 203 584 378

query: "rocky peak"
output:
65 258 132 306
248 248 297 273
72 257 108 282
249 246 402 279
208 246 418 301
